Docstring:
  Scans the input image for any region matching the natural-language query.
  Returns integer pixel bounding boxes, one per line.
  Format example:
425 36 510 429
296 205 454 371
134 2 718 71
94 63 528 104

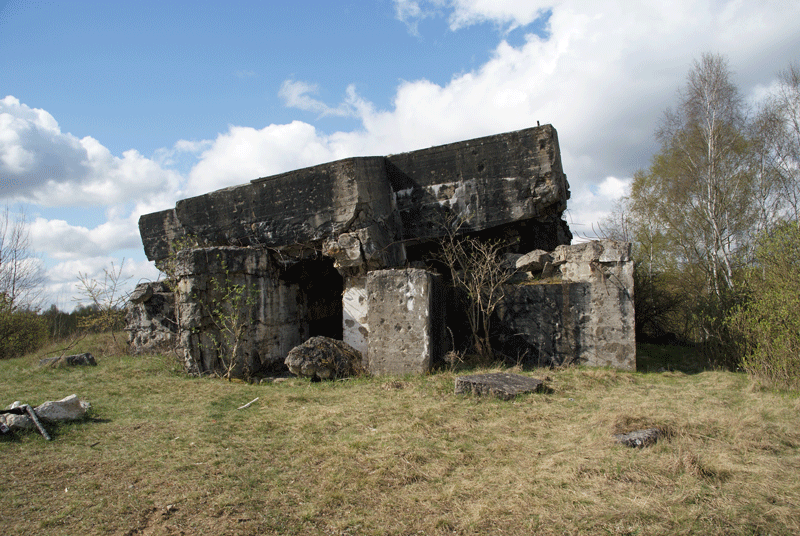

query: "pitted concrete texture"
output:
366 268 444 376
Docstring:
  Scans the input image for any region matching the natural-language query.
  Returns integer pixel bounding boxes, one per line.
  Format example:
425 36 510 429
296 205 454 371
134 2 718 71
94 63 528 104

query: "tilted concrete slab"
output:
138 124 571 270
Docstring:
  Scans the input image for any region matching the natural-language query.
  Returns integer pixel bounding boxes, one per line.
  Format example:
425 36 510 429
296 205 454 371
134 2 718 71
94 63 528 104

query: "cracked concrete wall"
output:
138 125 571 274
128 241 634 377
497 240 635 370
173 246 307 376
385 125 569 243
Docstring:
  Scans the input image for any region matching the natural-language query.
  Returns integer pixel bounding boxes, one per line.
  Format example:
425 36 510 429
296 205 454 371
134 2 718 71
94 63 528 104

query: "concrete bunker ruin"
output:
127 125 635 377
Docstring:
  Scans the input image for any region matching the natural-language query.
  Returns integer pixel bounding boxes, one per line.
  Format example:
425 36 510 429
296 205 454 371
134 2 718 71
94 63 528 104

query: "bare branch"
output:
0 206 44 311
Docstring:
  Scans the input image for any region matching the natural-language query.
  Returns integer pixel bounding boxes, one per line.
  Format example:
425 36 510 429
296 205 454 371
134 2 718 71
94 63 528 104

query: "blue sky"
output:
1 0 799 309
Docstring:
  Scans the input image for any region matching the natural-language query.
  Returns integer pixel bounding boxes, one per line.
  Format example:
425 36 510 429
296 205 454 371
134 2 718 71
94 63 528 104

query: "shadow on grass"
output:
636 342 715 374
0 414 112 443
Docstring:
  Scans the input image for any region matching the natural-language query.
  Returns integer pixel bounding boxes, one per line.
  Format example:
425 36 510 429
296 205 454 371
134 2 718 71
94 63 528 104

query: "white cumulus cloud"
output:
184 121 358 196
279 80 360 118
29 213 141 261
0 95 182 207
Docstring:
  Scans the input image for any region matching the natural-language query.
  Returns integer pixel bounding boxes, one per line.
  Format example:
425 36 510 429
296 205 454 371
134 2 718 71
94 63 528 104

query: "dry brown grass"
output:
1 335 799 535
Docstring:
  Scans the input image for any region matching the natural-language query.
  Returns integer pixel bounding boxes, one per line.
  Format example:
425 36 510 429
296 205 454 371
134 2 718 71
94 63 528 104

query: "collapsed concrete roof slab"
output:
138 124 571 267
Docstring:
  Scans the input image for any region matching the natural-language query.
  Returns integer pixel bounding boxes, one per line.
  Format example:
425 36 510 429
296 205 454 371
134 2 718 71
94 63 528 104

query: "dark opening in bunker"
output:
281 257 343 340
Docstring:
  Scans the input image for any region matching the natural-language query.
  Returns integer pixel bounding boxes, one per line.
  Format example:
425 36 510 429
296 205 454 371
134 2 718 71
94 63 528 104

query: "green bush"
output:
729 221 800 389
0 305 48 359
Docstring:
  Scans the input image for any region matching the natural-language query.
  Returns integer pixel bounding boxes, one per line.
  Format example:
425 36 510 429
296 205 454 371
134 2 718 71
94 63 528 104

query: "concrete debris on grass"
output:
455 372 546 400
285 336 363 380
613 428 663 448
39 352 97 368
0 395 91 438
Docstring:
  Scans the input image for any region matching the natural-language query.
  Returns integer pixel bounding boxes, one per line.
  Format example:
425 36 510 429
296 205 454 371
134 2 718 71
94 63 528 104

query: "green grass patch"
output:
1 334 799 535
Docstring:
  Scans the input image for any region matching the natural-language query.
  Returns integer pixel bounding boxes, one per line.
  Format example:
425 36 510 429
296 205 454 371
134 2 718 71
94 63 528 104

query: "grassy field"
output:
1 335 799 535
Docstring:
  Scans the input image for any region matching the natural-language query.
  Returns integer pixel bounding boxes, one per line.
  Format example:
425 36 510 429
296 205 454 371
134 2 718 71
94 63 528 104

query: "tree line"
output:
603 53 799 387
0 209 128 359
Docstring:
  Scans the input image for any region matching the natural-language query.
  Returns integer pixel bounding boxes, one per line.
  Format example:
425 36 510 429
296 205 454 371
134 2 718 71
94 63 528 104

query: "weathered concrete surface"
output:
498 281 591 367
555 240 634 370
454 373 545 400
173 246 301 377
125 281 177 355
127 126 641 379
284 336 363 380
140 157 403 272
139 125 571 269
366 269 445 375
386 125 570 245
497 240 635 370
342 276 369 362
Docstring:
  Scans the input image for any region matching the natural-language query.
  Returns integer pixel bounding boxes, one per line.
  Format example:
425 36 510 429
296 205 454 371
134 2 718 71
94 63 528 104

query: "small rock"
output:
613 428 662 448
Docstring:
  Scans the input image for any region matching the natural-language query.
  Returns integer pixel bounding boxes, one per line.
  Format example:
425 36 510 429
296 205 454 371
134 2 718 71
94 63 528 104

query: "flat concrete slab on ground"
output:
454 372 544 400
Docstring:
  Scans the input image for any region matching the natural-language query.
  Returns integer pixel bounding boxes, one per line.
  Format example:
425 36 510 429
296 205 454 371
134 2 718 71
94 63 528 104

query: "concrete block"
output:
366 269 444 375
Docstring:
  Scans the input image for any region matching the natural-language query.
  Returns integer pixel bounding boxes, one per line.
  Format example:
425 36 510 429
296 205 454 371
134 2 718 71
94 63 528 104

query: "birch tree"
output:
640 53 754 299
757 63 800 222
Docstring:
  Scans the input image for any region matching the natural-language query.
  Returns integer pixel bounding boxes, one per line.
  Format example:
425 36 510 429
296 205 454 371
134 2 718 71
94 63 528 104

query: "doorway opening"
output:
281 257 343 340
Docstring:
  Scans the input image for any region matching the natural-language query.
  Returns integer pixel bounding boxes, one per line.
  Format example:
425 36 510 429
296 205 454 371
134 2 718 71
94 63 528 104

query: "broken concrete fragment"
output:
125 281 178 355
515 249 552 273
1 395 90 437
1 412 34 430
34 394 91 422
497 240 635 370
366 268 445 376
129 282 154 304
613 428 662 448
454 372 545 400
39 353 97 368
285 336 363 380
